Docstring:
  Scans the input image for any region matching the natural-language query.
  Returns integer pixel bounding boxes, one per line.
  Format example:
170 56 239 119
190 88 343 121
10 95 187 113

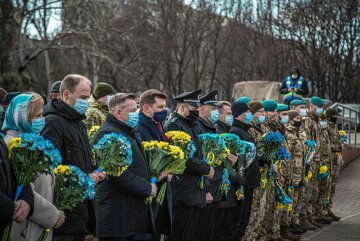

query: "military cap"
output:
290 99 306 107
236 96 251 104
262 100 278 112
277 104 289 112
94 82 115 100
199 90 219 106
248 101 263 114
1 92 22 105
310 96 324 107
231 101 249 118
288 110 300 122
174 89 202 107
50 81 62 93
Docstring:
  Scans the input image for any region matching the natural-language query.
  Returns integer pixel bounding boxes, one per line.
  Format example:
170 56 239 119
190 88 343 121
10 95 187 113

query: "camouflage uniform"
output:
84 96 108 130
242 123 268 241
259 115 285 240
327 122 342 210
303 111 322 219
318 126 332 216
285 124 305 225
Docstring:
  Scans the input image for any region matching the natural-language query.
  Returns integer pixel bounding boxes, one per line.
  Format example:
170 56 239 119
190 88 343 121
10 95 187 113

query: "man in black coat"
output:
194 91 238 241
0 137 34 238
41 74 105 241
135 89 172 241
93 93 157 241
164 90 214 241
216 101 233 134
228 101 260 241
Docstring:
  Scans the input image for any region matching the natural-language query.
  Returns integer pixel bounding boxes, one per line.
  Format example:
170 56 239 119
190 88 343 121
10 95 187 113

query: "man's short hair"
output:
60 74 91 97
217 101 231 114
139 89 167 111
109 93 136 113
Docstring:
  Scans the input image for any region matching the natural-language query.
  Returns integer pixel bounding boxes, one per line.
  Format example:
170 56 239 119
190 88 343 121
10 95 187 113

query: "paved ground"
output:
301 157 360 241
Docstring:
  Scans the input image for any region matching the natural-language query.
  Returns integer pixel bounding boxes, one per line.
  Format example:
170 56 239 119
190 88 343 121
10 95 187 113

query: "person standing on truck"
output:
280 67 309 105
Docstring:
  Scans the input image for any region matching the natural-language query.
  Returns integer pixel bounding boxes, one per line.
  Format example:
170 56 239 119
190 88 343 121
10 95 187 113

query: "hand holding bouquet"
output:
142 141 186 204
92 133 133 177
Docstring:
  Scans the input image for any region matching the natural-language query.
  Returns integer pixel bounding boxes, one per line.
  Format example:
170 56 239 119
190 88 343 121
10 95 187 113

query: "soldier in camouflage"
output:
325 108 342 221
289 99 317 231
84 82 115 130
242 101 268 241
303 96 331 227
317 115 334 223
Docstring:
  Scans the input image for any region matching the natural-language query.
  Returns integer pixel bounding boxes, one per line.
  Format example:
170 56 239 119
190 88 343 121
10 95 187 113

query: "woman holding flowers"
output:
0 134 34 238
1 93 65 241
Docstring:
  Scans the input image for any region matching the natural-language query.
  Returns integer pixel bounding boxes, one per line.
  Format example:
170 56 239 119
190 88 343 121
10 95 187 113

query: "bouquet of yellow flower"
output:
165 131 197 159
88 125 100 144
142 141 186 204
317 165 329 180
304 171 313 185
275 181 292 213
92 133 133 177
38 165 95 241
3 133 62 241
339 130 348 143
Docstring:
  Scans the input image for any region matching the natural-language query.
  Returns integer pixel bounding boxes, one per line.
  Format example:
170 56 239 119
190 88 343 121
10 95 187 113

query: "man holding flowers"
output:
93 93 157 241
165 90 214 241
42 74 105 241
135 89 172 241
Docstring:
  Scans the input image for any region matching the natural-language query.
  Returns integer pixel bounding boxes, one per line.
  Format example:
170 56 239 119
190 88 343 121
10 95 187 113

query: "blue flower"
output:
304 139 316 148
263 132 285 146
275 147 291 161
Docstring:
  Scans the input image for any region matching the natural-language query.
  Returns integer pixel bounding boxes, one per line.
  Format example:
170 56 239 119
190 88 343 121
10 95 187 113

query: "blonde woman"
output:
2 93 65 241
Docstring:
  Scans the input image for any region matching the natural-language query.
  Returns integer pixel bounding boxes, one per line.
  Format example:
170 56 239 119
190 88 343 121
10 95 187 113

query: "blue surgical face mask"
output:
245 113 253 124
299 108 307 117
153 109 168 123
257 115 266 124
209 110 219 124
106 95 112 105
280 115 289 125
316 108 324 116
320 121 328 129
127 112 139 128
225 115 234 126
72 98 89 115
31 117 45 134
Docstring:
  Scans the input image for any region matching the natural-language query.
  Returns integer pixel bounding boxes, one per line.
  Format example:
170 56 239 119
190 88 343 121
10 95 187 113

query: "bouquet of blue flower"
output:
3 133 62 241
304 139 316 165
236 141 256 200
198 134 230 189
92 133 133 177
38 165 95 241
275 147 291 162
221 133 247 176
275 181 293 212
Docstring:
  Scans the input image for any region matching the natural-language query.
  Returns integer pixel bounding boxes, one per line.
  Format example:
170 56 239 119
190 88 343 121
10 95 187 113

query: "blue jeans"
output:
99 236 135 241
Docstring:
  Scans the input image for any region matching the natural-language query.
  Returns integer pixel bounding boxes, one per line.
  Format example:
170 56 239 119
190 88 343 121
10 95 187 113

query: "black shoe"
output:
289 224 304 235
294 224 306 233
315 218 331 225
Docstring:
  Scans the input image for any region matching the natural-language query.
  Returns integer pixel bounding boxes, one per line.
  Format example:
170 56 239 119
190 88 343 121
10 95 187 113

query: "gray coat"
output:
6 131 59 241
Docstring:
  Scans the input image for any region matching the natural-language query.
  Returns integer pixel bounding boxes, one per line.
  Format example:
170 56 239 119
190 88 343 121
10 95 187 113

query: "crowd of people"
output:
0 71 344 241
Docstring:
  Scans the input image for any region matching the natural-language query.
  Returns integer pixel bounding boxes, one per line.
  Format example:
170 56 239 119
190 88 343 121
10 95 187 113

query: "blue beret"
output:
277 104 289 112
310 96 324 107
236 96 251 104
262 100 278 111
290 99 306 107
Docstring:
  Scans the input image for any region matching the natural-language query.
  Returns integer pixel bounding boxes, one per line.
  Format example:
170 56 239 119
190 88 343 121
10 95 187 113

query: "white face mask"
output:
320 121 328 129
299 108 307 117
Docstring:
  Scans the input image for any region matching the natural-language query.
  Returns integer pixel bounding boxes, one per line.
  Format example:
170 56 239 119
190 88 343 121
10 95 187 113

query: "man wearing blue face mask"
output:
303 96 331 227
216 101 233 134
42 74 106 241
228 101 258 241
93 93 157 241
85 82 115 130
135 89 172 241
